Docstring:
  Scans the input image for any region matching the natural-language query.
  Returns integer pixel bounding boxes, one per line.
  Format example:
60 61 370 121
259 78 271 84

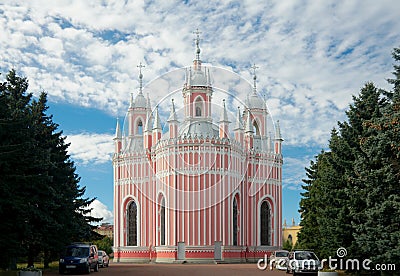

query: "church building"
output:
113 34 283 263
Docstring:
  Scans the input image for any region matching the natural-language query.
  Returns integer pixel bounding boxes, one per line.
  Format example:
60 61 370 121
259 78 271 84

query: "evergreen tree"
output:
298 152 325 256
298 47 400 273
0 70 35 269
353 47 400 268
0 70 100 269
298 85 387 260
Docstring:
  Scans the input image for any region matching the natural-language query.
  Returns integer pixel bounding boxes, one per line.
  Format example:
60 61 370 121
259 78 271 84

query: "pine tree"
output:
0 70 36 269
0 70 100 269
353 47 400 267
298 152 325 256
298 47 400 272
298 83 387 260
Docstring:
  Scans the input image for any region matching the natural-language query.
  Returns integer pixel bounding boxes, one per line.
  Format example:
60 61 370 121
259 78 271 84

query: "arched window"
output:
127 201 137 246
160 197 166 245
233 197 238 246
253 120 260 136
260 201 271 245
195 97 203 117
288 234 293 244
137 119 143 135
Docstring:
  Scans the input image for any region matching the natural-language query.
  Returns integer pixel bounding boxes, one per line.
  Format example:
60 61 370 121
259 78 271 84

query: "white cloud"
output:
87 199 113 225
283 155 316 190
1 0 399 147
66 133 114 165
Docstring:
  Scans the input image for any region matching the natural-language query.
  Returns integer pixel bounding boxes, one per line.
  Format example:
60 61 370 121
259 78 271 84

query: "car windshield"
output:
295 251 318 260
98 251 103 256
276 251 288 257
65 247 89 257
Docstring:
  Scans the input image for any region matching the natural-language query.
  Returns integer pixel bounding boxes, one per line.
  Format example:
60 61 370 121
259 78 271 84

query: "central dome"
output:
178 120 218 138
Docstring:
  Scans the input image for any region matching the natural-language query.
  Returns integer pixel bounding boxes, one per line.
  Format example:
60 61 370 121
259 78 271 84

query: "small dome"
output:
134 93 147 108
190 69 207 86
247 93 266 109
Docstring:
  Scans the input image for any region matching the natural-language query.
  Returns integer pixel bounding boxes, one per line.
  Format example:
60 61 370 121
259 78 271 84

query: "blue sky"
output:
1 0 400 226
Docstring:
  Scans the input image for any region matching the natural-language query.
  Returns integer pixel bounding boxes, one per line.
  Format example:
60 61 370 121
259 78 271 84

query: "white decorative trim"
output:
121 195 141 247
257 195 276 246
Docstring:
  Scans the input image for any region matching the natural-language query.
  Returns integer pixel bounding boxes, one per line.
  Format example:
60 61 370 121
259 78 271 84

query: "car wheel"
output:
94 263 99 272
59 268 64 275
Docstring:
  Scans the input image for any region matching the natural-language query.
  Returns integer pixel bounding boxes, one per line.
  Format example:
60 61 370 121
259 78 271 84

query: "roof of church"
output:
134 93 147 108
246 92 266 109
178 120 219 138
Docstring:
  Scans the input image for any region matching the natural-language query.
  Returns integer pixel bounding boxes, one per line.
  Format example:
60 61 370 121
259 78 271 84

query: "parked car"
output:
270 250 289 270
286 250 320 275
59 243 99 274
98 250 110 267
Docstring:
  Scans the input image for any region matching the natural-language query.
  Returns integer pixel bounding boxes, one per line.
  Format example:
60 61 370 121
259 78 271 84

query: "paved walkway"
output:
47 263 287 275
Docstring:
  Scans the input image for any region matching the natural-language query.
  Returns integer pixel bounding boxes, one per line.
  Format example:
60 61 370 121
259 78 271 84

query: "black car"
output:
59 243 99 274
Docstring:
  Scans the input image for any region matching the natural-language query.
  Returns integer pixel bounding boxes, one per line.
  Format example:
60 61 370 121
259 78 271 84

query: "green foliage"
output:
298 46 400 269
282 238 293 251
92 236 113 255
0 70 101 269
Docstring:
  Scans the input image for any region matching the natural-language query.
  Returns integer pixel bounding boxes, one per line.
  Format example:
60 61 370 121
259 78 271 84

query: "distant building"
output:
282 218 301 247
113 33 283 263
95 223 113 239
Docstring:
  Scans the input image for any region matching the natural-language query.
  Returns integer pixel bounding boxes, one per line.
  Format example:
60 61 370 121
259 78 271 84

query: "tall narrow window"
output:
137 119 143 135
195 97 203 117
127 201 137 246
260 201 271 245
160 197 166 245
253 120 260 136
233 198 238 246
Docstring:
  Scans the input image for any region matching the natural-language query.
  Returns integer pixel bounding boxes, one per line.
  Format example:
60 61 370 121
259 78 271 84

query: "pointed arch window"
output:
127 201 137 246
195 97 203 117
253 120 260 136
233 197 238 246
260 201 271 246
160 196 166 245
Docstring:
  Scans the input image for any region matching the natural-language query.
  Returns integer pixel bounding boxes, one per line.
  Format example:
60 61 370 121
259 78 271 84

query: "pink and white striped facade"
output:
113 49 283 263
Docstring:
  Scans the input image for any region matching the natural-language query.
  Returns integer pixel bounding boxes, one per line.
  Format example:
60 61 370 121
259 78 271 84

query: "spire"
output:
187 67 192 86
267 132 272 152
153 105 162 130
146 93 151 109
206 68 211 86
251 63 259 94
144 110 152 132
219 99 230 123
167 99 178 122
245 109 254 134
193 28 202 62
114 118 122 139
129 92 134 108
275 120 283 140
137 62 145 95
234 106 243 130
